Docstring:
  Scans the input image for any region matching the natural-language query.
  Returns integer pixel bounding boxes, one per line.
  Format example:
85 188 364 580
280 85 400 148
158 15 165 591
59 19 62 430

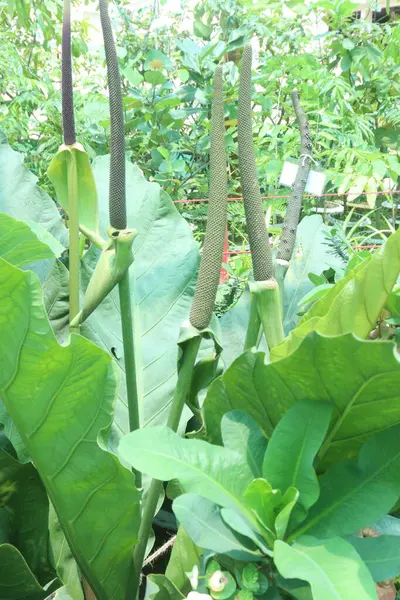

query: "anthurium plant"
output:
1 1 400 600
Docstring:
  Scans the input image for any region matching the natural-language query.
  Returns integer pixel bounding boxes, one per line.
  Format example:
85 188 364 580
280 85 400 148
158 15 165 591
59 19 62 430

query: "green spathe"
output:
48 143 99 233
71 227 136 326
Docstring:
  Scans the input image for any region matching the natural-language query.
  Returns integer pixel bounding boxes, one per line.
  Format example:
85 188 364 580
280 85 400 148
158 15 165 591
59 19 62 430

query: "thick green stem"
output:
118 271 141 488
67 152 80 334
275 260 289 309
132 335 201 598
250 280 284 351
243 291 262 351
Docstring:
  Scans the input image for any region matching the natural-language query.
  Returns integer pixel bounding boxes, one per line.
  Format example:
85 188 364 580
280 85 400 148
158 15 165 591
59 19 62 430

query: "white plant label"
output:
279 160 326 197
306 170 326 197
279 161 298 186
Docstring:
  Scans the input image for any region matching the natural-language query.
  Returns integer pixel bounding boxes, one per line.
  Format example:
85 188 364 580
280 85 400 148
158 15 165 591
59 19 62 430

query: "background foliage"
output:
1 0 399 203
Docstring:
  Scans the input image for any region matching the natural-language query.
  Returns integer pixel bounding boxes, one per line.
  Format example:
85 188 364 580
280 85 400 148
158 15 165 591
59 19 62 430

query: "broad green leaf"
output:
221 411 268 478
48 144 99 233
298 284 333 307
203 333 400 468
173 494 260 560
273 228 400 360
260 586 284 599
49 504 84 600
386 291 400 317
119 426 253 511
0 444 52 585
25 220 65 259
76 158 199 438
0 213 58 266
274 536 377 600
290 425 400 541
8 467 52 585
348 535 400 583
144 71 166 85
0 544 45 599
165 526 202 596
276 576 312 600
123 66 143 86
373 515 400 536
178 69 189 82
0 133 67 246
263 400 332 510
0 259 140 600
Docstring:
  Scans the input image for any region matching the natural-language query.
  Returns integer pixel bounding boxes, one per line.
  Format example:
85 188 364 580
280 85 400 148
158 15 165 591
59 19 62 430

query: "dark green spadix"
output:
61 0 76 146
189 65 228 330
238 43 274 282
99 0 127 230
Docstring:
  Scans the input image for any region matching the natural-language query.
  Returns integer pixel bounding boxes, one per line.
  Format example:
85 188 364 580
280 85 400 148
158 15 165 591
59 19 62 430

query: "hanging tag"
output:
279 161 326 197
279 161 298 186
305 171 326 197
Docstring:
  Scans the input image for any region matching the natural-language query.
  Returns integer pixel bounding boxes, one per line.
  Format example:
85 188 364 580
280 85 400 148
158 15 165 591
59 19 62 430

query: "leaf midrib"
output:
137 445 250 514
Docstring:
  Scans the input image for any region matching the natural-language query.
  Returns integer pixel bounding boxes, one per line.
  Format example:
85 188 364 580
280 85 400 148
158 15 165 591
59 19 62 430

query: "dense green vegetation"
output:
2 0 400 200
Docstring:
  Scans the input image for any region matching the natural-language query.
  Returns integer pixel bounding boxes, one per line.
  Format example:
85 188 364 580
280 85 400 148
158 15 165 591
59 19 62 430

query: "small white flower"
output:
186 593 212 600
208 570 228 592
186 565 199 590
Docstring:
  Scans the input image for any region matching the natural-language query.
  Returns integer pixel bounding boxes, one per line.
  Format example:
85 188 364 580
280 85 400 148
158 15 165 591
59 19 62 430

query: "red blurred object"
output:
219 225 230 284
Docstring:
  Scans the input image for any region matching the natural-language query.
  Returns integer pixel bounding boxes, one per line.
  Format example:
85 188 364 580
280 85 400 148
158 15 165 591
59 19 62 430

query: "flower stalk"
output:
98 0 141 488
276 89 312 291
132 65 227 598
238 43 283 352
